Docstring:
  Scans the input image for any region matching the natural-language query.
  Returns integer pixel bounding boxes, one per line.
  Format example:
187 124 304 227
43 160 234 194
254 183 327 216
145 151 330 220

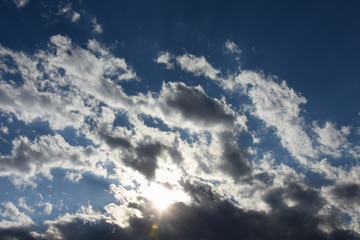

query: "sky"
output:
0 0 360 239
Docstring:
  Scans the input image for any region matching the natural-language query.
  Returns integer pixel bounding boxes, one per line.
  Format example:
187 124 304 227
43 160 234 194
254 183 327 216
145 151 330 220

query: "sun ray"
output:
142 182 189 211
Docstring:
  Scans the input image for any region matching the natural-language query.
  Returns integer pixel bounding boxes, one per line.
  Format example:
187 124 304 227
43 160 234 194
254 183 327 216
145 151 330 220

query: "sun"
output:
142 183 189 211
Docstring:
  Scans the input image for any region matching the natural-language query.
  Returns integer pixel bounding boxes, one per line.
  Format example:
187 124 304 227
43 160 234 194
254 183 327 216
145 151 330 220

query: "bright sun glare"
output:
142 183 189 211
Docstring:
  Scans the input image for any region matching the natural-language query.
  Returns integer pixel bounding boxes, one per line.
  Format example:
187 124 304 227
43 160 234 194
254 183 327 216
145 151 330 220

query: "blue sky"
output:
1 0 360 239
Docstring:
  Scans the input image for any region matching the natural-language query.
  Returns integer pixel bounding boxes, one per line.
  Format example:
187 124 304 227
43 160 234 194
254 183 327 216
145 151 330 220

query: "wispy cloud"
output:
176 54 220 80
13 0 29 8
224 40 242 54
92 17 103 33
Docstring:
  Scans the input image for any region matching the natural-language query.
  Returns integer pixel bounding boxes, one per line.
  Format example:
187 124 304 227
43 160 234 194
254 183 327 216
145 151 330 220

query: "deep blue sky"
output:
1 0 360 123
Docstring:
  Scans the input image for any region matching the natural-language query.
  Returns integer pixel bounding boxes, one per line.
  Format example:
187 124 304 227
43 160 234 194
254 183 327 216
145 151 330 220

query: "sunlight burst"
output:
142 183 189 211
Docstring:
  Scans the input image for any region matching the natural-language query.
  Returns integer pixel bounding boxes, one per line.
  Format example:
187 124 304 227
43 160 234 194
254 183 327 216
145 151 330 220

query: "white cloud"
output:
42 204 108 239
104 203 142 228
65 171 83 182
313 121 350 158
18 197 34 213
92 17 103 33
176 54 220 80
0 35 137 130
38 202 53 215
0 126 8 134
155 51 174 69
1 35 360 236
58 3 71 15
0 134 107 182
224 40 242 54
13 0 29 8
0 202 34 229
71 12 80 22
229 70 316 164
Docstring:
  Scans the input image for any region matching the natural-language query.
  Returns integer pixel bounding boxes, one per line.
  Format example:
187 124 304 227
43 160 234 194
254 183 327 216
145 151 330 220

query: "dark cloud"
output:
285 182 324 212
99 130 182 179
163 82 235 126
333 183 360 205
254 172 274 186
99 133 131 149
0 229 37 240
24 181 359 240
219 131 251 179
124 141 162 179
263 187 287 210
164 143 183 164
263 182 324 213
44 219 130 240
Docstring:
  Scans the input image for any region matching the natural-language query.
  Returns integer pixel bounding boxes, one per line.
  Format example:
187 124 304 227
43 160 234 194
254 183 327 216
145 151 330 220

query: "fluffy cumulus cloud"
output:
0 134 107 183
1 33 360 240
155 51 174 69
0 202 34 229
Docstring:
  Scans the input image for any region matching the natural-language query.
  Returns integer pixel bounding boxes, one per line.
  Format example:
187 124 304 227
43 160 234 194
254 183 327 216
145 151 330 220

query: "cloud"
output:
224 40 242 54
173 54 319 164
155 51 174 69
176 54 220 80
219 131 251 179
159 82 235 128
0 134 106 182
0 202 34 229
0 229 38 240
13 0 29 8
18 197 34 213
0 35 137 130
10 182 358 240
221 70 316 164
43 203 53 215
71 12 80 22
1 34 360 237
124 141 163 180
332 183 360 207
92 17 103 33
314 121 350 158
0 126 8 134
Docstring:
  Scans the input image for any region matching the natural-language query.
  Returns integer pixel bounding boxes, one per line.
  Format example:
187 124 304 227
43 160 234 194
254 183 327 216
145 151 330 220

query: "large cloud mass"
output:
0 34 359 240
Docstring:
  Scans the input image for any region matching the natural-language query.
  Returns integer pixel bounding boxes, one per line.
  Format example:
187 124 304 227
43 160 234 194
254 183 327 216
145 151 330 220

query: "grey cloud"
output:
162 82 235 127
220 131 251 179
333 183 360 205
164 144 183 164
123 141 162 180
99 132 131 149
0 136 77 174
263 187 287 210
0 229 37 240
254 172 274 186
263 182 324 213
0 134 102 179
27 181 359 240
285 182 324 212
